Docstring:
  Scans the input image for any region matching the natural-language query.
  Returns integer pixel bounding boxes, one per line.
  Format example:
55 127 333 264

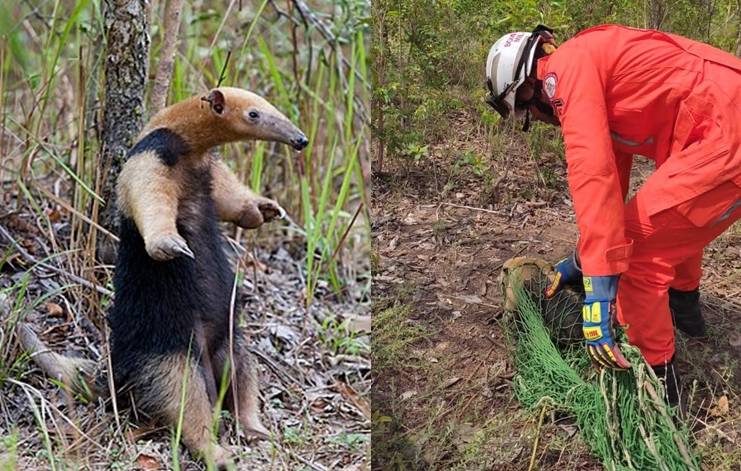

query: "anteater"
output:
19 87 308 467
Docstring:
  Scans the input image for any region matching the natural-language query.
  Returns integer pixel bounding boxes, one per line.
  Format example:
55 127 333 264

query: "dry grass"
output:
0 0 370 469
371 111 741 470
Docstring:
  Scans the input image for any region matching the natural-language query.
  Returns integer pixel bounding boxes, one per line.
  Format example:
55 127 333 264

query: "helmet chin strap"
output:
520 86 555 131
520 25 557 131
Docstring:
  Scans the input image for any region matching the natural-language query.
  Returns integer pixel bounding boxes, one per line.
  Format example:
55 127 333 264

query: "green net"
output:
507 271 700 471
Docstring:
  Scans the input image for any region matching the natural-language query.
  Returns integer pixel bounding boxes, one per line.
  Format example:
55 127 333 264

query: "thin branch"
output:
328 202 363 264
266 0 370 123
150 0 185 113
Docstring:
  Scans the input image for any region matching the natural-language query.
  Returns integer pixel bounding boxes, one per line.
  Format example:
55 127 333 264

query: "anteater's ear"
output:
203 89 226 116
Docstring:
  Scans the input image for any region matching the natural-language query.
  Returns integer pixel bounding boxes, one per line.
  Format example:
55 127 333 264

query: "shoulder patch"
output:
128 128 191 166
543 72 558 99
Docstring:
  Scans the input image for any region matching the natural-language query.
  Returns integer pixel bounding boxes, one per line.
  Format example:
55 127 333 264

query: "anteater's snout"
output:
291 133 309 151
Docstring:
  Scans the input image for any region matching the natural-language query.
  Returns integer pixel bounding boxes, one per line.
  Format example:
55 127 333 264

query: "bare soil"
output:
371 111 741 470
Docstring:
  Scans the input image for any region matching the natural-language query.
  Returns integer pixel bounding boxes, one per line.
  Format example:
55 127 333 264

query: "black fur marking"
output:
108 165 235 399
127 128 191 166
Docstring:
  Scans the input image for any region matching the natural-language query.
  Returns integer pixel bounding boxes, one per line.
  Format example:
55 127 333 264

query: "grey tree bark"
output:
97 0 150 262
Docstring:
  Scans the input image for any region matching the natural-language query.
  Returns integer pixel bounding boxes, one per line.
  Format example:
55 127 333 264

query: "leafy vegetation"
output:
371 304 426 371
371 2 740 470
0 0 370 469
372 0 741 168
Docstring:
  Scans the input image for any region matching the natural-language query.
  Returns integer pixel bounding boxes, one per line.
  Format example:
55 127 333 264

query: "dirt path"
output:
371 111 741 470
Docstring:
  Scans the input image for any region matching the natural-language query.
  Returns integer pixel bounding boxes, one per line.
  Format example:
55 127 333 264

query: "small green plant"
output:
401 142 430 163
327 432 369 452
318 317 368 356
372 304 426 371
283 424 310 447
0 431 18 470
457 150 487 176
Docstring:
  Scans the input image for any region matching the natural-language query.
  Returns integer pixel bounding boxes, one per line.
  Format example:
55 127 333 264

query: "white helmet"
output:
485 25 555 120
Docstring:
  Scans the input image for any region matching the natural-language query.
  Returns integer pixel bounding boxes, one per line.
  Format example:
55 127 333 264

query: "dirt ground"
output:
371 111 741 470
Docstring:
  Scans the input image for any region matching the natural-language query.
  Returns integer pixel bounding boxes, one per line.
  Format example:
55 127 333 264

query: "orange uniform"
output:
537 25 741 365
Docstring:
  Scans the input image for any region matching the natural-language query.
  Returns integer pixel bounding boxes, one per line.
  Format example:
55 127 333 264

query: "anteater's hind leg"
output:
134 354 231 467
212 331 270 439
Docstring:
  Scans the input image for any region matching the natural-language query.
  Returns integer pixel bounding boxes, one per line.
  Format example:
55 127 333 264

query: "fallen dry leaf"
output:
47 208 62 223
45 302 64 317
400 390 418 401
135 453 161 470
710 395 730 417
126 423 159 442
444 377 462 388
310 397 331 414
335 381 370 419
457 294 482 305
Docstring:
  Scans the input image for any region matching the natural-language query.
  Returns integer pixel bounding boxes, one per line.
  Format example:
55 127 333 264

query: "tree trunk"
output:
648 0 666 30
97 0 150 262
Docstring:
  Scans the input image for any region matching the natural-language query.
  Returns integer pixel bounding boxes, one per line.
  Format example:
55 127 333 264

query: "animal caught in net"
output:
499 256 699 470
500 257 583 346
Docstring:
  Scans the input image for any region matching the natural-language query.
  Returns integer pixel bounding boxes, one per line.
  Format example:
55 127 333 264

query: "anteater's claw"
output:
146 233 194 261
175 241 195 259
241 417 270 441
257 200 285 222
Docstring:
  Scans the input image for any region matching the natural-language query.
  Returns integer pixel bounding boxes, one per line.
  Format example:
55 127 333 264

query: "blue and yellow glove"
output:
582 275 631 369
545 252 582 298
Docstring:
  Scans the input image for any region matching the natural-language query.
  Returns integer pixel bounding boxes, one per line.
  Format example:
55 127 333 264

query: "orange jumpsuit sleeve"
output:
545 48 633 275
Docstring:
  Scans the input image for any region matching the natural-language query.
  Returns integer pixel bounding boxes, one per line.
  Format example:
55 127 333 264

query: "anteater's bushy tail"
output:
17 323 103 401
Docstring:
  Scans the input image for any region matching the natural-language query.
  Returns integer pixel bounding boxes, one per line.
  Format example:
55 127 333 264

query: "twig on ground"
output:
428 201 508 216
7 378 107 453
528 403 548 471
248 346 303 391
272 440 329 471
0 223 112 297
33 184 119 242
447 294 498 309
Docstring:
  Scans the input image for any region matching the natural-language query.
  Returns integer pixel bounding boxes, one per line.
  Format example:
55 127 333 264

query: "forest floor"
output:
371 110 741 470
0 205 370 470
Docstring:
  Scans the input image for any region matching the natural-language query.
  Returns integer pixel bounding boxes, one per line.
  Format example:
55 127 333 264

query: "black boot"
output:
651 359 683 413
669 288 706 337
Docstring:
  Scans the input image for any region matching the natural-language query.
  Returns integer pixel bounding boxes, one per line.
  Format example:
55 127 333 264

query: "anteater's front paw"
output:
237 197 285 229
257 198 286 222
145 233 195 261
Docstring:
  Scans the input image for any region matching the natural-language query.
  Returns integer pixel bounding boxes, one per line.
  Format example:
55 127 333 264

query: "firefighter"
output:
485 24 741 405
